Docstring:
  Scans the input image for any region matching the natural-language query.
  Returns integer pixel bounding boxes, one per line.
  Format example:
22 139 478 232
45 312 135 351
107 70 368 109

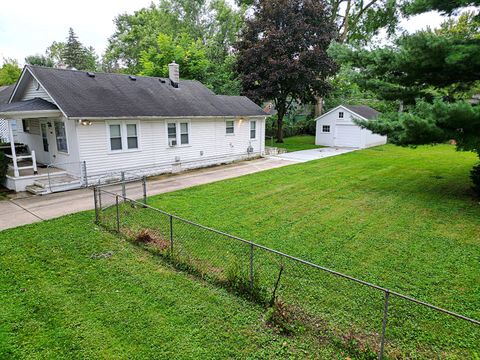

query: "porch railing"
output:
5 150 38 177
46 160 88 192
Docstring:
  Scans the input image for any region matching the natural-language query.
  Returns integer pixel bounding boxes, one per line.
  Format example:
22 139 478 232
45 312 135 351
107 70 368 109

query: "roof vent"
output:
86 72 95 78
129 75 137 81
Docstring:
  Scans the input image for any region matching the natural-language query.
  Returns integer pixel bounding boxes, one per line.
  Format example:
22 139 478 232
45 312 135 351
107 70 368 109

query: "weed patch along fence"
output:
93 184 479 359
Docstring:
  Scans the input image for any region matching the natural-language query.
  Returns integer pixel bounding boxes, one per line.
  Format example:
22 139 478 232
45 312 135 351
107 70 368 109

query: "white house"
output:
315 105 387 148
0 64 267 193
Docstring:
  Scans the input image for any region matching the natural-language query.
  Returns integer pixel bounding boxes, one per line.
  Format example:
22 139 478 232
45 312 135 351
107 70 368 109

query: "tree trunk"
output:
276 115 284 143
314 96 323 117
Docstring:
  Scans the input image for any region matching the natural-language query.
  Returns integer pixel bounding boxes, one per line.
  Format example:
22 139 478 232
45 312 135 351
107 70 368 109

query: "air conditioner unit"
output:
169 139 177 147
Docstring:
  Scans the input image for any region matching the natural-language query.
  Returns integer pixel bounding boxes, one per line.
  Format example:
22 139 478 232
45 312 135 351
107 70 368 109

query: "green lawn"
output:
1 144 479 358
0 213 347 359
140 144 479 358
267 135 321 152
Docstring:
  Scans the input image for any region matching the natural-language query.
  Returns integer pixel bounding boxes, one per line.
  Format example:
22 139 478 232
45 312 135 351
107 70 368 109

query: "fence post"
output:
98 187 102 211
379 290 390 360
121 171 126 201
83 161 88 187
249 243 254 291
142 176 147 206
169 215 174 256
93 186 99 224
116 195 120 233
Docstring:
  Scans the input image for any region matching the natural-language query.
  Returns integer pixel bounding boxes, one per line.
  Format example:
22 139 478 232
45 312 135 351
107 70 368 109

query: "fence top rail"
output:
98 187 480 326
94 177 145 189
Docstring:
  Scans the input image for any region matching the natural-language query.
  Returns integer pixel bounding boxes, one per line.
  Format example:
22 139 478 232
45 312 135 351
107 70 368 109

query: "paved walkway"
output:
0 147 356 231
0 157 296 231
271 147 357 162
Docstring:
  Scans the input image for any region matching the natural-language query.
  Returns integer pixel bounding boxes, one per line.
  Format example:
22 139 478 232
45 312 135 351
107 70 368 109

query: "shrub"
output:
0 151 7 182
470 163 480 196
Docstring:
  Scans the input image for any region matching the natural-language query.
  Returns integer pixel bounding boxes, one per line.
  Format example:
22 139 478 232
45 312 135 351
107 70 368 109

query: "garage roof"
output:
343 105 380 120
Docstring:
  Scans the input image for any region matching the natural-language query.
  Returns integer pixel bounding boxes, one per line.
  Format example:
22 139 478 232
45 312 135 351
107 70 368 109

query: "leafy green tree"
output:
403 0 480 15
25 54 54 67
139 33 211 81
104 0 244 94
235 0 338 142
0 59 22 86
46 41 66 66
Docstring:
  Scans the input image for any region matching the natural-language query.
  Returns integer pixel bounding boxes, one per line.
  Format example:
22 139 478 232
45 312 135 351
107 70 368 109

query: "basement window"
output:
322 125 331 133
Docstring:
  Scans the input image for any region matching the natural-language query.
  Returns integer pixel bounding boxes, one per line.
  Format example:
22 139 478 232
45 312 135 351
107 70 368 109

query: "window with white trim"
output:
180 122 189 145
338 111 344 119
55 121 68 152
109 124 122 150
126 124 138 149
168 123 177 145
250 121 256 139
108 122 140 151
226 120 234 134
322 125 331 133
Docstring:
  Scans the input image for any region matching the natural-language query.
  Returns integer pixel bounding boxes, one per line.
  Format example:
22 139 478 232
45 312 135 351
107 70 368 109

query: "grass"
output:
139 144 479 358
0 212 352 359
1 144 479 358
267 135 321 152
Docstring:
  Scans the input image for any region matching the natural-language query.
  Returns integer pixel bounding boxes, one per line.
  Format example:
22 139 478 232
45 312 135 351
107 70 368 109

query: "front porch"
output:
0 99 85 194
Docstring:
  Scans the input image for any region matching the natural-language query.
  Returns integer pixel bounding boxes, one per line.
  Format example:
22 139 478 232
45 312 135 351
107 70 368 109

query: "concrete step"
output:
25 184 49 195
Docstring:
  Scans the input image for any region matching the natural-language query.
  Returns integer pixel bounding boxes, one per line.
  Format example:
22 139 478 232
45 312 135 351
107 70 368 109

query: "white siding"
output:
315 107 387 148
19 77 53 102
77 117 265 178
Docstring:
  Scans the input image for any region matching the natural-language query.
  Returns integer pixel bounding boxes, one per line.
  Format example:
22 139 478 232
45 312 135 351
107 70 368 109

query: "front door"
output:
39 120 56 164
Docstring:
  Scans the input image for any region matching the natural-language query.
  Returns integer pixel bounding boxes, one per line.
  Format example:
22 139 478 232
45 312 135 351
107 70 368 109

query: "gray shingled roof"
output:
20 66 266 118
0 85 14 105
0 98 59 114
344 105 380 120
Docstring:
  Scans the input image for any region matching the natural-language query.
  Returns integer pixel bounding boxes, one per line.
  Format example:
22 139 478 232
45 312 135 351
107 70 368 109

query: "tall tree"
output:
235 0 338 142
62 28 87 70
0 59 21 86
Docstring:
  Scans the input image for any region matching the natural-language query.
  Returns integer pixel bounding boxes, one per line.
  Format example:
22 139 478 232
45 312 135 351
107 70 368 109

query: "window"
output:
180 122 189 145
55 121 68 152
226 120 234 134
250 121 256 139
168 123 177 145
109 124 122 150
22 119 30 133
339 111 344 119
126 124 138 149
322 125 331 133
41 123 48 152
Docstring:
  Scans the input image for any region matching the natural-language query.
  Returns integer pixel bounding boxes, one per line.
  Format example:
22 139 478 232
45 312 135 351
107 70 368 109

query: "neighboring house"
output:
0 64 266 193
315 105 387 148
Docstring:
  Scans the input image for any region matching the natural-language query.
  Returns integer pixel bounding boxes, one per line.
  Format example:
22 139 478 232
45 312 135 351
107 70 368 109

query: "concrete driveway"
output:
0 157 296 231
0 147 357 231
271 147 357 162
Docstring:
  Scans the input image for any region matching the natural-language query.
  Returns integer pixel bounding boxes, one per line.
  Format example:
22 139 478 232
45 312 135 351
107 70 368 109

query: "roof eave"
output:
0 109 62 119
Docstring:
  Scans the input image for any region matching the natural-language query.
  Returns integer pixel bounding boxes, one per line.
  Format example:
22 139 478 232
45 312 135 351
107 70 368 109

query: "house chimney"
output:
168 61 179 88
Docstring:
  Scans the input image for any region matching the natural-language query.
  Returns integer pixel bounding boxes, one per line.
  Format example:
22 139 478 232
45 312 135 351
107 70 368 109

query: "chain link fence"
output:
93 184 480 359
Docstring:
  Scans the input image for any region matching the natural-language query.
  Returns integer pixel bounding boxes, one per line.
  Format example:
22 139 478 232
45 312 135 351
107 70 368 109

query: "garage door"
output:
334 124 361 148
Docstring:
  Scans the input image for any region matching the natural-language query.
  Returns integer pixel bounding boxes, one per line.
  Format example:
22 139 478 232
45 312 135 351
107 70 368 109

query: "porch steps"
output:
25 184 48 195
25 174 83 195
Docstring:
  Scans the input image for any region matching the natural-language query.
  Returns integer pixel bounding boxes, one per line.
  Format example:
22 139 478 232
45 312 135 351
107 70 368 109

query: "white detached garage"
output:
315 105 387 148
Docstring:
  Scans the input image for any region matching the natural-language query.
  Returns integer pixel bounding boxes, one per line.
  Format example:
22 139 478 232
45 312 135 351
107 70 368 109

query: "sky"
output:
0 0 448 66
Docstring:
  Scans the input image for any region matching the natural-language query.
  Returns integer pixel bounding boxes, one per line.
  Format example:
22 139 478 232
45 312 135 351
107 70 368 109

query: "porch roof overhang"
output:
0 98 61 119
